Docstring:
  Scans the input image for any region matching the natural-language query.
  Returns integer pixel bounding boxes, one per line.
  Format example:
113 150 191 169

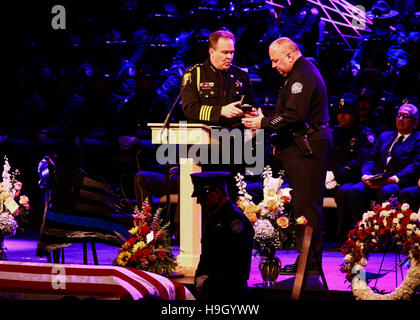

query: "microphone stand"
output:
160 80 190 226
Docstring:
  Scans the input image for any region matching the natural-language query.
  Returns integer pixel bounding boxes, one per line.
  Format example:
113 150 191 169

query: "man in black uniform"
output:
325 93 377 241
181 29 259 196
242 37 332 273
181 30 256 128
191 171 254 300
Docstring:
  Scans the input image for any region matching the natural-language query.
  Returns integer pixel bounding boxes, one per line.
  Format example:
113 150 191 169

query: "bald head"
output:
269 37 301 54
269 37 302 77
399 104 419 120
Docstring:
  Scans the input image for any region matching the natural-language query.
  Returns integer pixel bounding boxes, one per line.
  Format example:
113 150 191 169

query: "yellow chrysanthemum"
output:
116 251 131 266
129 226 139 235
132 241 147 252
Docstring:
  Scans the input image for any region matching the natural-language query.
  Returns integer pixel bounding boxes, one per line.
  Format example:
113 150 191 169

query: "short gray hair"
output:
400 103 419 120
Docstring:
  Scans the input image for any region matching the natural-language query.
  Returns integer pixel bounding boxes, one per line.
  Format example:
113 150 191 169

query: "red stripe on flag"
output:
124 267 170 299
0 262 183 299
0 279 130 298
0 262 151 297
168 278 187 300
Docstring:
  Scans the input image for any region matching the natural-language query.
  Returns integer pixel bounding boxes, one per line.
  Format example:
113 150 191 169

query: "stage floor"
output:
2 231 418 300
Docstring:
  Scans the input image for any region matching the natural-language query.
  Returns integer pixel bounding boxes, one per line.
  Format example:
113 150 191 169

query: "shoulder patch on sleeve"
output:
291 82 303 94
230 219 244 234
182 72 191 86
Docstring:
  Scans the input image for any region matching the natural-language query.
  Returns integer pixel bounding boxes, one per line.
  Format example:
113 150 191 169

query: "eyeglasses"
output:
396 113 414 120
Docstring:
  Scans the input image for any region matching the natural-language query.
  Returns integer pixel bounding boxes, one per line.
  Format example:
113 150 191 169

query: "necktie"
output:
389 135 404 157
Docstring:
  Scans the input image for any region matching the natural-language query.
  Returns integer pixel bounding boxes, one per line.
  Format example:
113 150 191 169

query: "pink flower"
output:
19 195 29 205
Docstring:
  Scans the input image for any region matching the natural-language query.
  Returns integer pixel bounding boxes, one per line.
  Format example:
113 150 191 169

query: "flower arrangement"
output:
0 156 30 238
113 199 178 277
340 201 420 300
235 166 306 258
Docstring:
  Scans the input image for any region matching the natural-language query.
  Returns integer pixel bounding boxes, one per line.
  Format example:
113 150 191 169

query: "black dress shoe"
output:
279 263 320 275
279 263 297 274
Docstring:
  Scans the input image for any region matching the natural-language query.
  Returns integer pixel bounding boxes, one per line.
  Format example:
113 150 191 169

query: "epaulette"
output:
183 63 202 89
186 63 202 72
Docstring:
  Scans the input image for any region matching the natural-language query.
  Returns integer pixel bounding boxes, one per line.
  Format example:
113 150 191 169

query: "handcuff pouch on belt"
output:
269 122 315 157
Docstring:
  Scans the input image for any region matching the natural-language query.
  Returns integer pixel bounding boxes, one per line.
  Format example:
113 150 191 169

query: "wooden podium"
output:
148 123 217 276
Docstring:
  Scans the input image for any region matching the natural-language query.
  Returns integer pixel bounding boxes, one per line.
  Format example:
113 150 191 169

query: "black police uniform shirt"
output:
195 200 254 295
261 56 330 131
329 124 377 184
181 59 256 128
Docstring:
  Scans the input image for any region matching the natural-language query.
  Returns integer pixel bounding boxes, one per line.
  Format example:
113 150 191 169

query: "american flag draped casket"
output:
0 261 195 300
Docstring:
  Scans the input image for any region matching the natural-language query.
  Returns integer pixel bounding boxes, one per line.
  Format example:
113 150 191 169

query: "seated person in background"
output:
347 103 420 224
399 177 420 213
325 93 377 240
357 87 390 134
133 166 179 206
133 165 180 239
191 172 254 300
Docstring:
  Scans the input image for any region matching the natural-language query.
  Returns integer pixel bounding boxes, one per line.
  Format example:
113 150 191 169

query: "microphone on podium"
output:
160 77 191 138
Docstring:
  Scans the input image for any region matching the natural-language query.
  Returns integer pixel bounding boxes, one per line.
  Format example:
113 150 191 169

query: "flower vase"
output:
259 255 281 287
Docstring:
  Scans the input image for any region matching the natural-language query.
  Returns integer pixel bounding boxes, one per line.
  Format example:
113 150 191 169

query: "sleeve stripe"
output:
199 105 206 121
199 105 213 121
205 106 213 121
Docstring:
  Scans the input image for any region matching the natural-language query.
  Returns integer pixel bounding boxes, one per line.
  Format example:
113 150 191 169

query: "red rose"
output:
401 217 410 225
128 256 137 264
143 248 153 256
366 227 374 234
134 249 144 258
140 225 150 235
356 229 365 240
158 251 167 258
127 237 138 247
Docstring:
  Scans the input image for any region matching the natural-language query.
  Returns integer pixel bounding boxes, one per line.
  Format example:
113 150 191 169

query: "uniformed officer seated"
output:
325 93 377 241
191 171 255 300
